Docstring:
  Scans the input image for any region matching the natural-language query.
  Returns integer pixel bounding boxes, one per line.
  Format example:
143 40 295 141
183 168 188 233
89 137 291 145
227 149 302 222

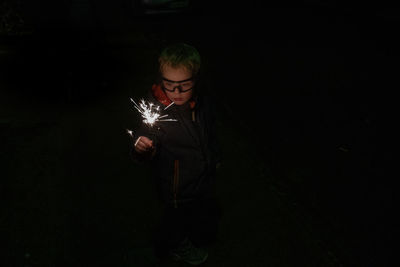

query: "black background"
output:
1 1 396 266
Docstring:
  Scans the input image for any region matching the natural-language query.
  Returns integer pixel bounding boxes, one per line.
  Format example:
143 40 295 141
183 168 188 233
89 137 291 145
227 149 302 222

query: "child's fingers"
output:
135 141 149 153
134 136 154 153
141 137 154 148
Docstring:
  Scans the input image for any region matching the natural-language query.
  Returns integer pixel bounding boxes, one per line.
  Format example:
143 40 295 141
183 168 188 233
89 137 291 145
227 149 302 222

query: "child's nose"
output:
173 85 183 93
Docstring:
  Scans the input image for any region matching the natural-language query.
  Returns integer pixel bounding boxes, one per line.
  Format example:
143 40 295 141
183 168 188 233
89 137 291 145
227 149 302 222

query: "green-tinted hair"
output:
158 43 201 76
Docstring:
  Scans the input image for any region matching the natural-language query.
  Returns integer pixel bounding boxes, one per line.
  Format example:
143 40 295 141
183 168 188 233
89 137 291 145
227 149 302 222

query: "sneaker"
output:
169 237 208 265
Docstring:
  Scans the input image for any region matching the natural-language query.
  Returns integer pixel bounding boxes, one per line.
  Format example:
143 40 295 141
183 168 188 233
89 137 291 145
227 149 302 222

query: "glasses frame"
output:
161 76 195 93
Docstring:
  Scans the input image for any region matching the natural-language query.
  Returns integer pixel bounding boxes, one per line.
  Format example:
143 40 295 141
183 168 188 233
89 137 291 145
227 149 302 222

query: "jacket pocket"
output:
173 159 179 208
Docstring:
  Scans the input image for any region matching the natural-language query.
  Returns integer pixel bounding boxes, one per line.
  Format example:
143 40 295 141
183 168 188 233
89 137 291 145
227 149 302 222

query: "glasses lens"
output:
162 78 194 92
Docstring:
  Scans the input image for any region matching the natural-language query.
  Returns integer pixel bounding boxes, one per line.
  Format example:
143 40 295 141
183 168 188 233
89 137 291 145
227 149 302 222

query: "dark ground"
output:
1 4 396 267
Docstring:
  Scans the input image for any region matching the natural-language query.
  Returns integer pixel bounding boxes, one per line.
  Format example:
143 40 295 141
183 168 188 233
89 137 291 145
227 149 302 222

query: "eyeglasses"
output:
161 77 194 93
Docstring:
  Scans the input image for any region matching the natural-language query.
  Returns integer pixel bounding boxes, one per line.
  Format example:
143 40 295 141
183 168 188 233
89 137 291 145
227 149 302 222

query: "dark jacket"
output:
131 84 221 208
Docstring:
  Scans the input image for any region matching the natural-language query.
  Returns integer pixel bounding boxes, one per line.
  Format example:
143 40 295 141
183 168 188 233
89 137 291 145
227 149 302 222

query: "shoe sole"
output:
170 251 208 265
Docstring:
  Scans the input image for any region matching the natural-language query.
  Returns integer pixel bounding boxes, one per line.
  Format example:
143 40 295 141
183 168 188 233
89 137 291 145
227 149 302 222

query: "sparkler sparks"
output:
130 98 177 126
126 129 134 137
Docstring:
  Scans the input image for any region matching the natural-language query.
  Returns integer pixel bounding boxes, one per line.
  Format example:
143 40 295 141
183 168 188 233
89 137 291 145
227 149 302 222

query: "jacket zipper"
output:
173 159 179 208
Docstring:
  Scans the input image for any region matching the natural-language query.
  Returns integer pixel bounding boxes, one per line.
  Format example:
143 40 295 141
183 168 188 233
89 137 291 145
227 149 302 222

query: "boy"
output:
131 43 222 265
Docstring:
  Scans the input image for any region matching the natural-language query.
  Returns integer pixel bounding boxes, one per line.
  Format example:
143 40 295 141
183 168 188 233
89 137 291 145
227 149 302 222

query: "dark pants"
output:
152 196 222 259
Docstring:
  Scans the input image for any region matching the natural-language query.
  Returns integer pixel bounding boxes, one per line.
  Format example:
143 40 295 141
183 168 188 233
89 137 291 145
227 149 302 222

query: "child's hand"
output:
134 136 154 154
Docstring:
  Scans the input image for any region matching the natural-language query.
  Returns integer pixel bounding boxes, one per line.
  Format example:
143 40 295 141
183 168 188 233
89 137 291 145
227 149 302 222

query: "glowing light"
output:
164 101 175 111
126 129 134 137
130 98 177 126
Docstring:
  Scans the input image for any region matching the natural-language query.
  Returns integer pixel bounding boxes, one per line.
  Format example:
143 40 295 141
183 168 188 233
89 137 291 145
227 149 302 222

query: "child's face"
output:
161 64 194 106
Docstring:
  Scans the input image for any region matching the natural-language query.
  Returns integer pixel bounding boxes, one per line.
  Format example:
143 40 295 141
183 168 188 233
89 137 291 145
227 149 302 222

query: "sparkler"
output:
130 98 176 126
126 98 177 144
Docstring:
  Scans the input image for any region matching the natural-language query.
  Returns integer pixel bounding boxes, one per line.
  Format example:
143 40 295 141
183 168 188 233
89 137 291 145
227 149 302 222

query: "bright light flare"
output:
126 129 134 137
130 98 176 126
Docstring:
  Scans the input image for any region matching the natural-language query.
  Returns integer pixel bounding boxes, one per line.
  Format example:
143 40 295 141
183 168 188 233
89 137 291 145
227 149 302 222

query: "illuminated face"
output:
161 64 194 106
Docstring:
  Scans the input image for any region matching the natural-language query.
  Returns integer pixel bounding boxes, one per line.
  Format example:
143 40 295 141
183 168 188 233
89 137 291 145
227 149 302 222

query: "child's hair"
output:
158 43 201 76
